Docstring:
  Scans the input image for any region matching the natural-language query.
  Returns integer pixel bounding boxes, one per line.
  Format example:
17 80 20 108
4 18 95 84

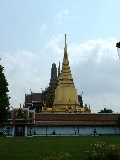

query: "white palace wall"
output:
0 124 120 136
27 125 120 136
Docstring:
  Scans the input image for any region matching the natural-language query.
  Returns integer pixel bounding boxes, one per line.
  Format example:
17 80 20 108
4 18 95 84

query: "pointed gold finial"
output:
65 34 66 46
64 34 67 58
59 34 73 81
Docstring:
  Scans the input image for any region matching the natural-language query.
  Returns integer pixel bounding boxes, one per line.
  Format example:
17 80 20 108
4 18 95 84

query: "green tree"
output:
116 115 120 128
0 64 10 124
98 108 113 113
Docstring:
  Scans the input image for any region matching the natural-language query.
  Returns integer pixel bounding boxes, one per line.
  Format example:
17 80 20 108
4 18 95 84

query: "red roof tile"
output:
33 94 42 101
35 113 120 121
35 122 116 126
26 95 32 102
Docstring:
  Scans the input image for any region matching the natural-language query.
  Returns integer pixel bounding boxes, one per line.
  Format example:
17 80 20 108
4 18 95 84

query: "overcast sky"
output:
0 0 120 113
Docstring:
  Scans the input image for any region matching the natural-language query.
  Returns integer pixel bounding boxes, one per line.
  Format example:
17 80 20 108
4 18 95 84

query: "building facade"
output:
0 107 120 137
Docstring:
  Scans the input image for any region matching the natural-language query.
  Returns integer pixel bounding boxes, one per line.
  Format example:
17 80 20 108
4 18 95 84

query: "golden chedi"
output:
42 34 90 113
52 34 82 113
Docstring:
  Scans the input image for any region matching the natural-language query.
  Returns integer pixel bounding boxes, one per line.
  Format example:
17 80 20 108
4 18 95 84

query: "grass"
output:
0 136 120 160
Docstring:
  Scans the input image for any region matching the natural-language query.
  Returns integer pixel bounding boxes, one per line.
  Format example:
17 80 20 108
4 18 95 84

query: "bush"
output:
0 132 3 136
39 152 72 160
85 142 120 160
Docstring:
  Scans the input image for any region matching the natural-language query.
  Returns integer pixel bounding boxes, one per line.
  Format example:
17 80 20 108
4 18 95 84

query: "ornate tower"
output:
52 34 81 113
45 63 59 108
41 34 90 113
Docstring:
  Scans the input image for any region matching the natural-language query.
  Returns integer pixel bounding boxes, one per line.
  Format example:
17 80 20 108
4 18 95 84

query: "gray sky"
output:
0 0 120 113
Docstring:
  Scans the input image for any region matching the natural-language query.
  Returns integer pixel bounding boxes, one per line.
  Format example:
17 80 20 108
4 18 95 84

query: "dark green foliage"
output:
0 132 3 136
98 108 113 113
6 127 11 135
85 142 120 160
0 64 10 124
116 116 120 128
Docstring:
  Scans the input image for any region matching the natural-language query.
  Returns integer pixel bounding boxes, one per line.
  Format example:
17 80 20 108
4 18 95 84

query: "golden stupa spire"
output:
41 34 91 113
59 34 73 81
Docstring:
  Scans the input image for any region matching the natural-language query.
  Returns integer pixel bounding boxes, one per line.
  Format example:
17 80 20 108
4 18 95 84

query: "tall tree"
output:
0 64 10 124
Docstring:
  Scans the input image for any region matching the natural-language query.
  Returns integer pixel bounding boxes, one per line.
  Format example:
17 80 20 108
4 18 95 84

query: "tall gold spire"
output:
59 34 73 81
42 34 91 113
52 34 80 113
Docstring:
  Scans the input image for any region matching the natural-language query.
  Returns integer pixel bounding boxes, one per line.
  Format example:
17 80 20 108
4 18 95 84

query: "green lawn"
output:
0 136 120 160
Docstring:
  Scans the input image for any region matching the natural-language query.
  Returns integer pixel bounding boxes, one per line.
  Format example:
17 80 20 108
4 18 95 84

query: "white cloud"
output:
0 36 63 108
45 35 63 59
1 50 49 108
40 24 47 34
67 38 120 113
1 36 120 113
68 38 117 65
55 10 69 25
